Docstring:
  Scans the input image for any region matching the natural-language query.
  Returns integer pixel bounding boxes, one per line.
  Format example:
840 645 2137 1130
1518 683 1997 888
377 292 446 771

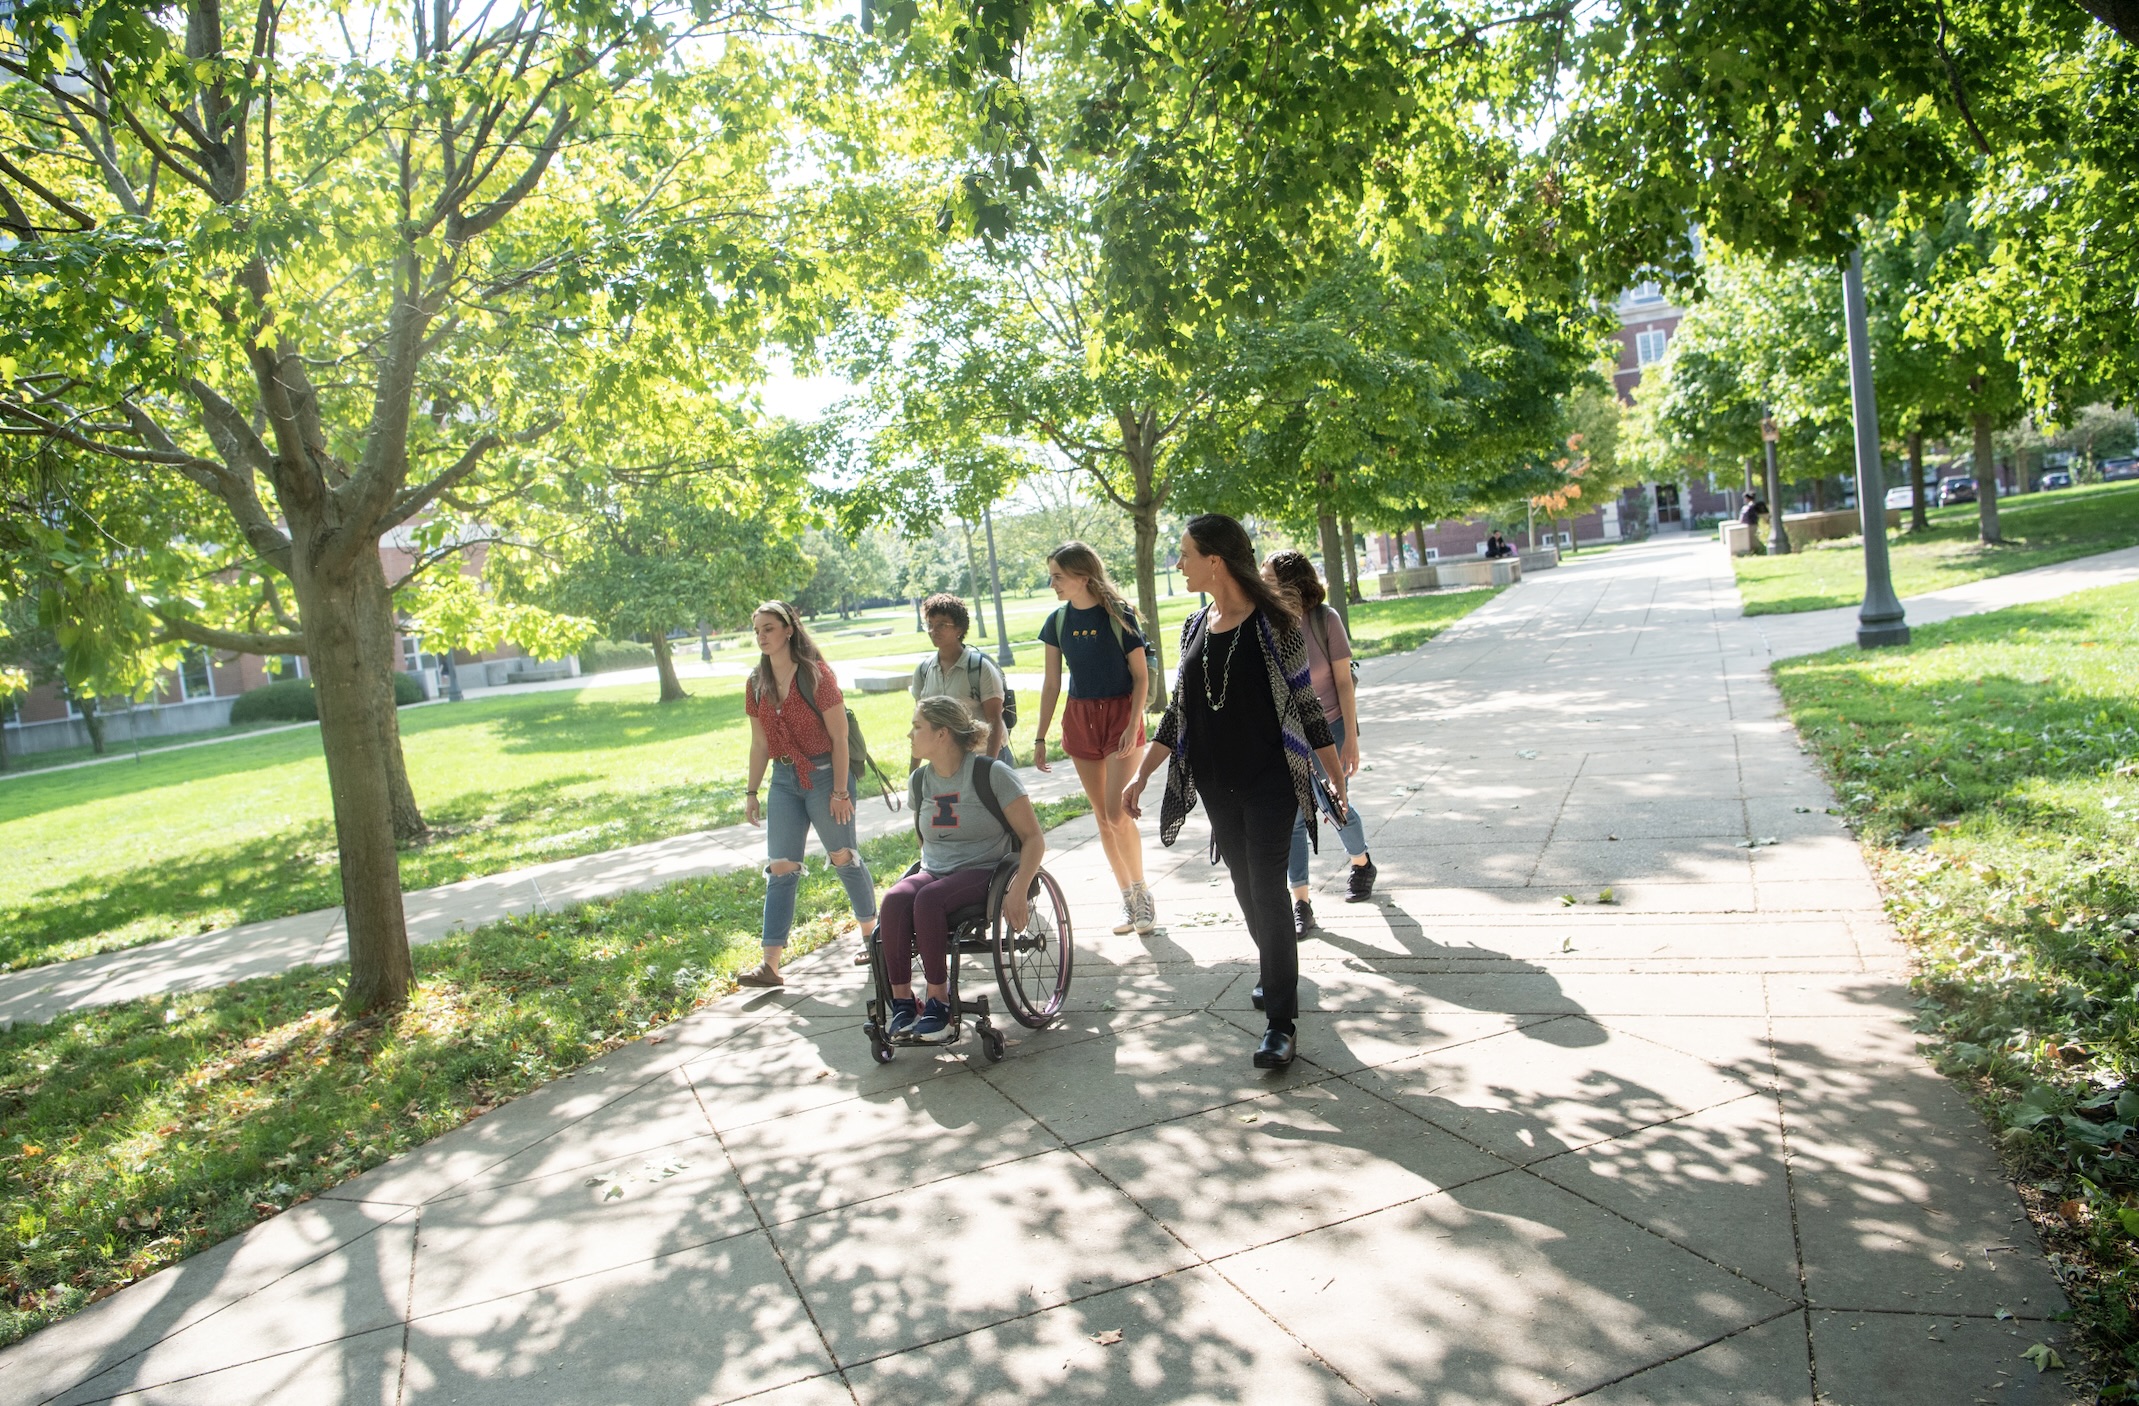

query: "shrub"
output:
227 678 316 724
228 673 422 724
579 638 655 673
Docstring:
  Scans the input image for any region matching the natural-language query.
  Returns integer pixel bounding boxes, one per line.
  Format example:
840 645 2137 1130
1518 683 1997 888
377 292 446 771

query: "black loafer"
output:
1251 985 1265 1011
1253 1028 1296 1069
1346 855 1378 903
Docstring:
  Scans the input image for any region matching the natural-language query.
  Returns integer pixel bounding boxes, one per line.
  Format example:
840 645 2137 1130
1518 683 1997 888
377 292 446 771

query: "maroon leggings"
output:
879 866 996 988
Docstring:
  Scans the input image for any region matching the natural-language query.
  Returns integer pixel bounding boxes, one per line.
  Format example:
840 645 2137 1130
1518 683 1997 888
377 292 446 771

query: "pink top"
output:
1300 605 1351 723
746 659 843 789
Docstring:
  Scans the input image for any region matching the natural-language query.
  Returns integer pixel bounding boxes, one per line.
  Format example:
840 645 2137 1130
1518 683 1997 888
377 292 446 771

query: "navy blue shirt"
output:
1039 602 1144 700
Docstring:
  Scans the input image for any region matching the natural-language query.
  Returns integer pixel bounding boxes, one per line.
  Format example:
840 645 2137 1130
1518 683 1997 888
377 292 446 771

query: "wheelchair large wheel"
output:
991 868 1073 1029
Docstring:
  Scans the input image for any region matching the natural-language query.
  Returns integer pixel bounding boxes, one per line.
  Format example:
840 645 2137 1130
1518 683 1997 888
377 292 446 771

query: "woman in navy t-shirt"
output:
1030 541 1155 936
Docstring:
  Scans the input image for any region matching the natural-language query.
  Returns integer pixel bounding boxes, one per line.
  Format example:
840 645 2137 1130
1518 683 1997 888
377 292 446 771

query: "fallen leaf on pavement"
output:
2022 1343 2064 1372
1091 1330 1123 1346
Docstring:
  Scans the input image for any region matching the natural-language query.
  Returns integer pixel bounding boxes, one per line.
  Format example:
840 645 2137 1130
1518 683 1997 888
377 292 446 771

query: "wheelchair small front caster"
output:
866 1024 895 1065
977 1020 1005 1063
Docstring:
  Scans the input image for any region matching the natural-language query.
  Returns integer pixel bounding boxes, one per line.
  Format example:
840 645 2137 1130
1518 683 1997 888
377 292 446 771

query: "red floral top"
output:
746 660 843 790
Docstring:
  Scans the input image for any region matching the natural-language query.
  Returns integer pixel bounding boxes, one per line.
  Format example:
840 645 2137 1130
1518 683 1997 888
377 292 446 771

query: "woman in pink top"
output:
1263 552 1374 934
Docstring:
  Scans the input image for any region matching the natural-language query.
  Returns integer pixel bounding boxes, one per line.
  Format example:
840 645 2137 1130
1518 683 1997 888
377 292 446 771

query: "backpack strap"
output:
971 754 1014 846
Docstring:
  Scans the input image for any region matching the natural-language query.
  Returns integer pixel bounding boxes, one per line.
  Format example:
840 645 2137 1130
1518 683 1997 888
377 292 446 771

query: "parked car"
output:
1938 477 1977 505
2040 470 2074 491
1884 485 1917 510
2104 458 2139 482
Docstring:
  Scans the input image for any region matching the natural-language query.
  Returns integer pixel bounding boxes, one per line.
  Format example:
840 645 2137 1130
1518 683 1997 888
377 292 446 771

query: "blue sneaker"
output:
887 997 918 1038
911 997 953 1040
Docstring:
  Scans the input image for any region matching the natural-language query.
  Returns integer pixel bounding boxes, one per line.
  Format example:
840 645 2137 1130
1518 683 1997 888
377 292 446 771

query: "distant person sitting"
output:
1739 492 1769 554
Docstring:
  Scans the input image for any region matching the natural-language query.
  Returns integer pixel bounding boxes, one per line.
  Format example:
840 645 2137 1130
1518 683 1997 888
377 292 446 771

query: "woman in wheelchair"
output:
882 696 1046 1040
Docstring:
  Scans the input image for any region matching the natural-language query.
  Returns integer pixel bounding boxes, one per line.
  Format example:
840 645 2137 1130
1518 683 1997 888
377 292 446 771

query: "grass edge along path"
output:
1736 479 2139 616
2 586 1500 976
1774 580 2139 1400
0 794 1089 1350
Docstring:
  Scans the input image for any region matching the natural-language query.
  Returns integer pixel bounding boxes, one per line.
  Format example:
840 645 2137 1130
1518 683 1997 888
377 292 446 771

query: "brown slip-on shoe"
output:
736 963 785 988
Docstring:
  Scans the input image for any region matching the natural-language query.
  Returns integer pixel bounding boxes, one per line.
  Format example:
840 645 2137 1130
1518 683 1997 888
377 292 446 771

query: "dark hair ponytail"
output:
1185 514 1298 632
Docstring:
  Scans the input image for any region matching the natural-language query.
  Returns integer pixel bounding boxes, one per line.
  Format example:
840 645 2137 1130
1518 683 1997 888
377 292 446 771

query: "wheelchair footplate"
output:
865 993 1006 1065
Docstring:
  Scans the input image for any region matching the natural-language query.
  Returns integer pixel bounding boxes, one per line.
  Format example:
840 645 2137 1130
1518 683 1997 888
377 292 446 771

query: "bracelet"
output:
831 789 851 800
747 788 760 797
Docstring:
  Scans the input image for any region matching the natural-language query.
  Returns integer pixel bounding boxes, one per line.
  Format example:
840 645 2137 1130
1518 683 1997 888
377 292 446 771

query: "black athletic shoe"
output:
1293 899 1316 938
1346 855 1378 903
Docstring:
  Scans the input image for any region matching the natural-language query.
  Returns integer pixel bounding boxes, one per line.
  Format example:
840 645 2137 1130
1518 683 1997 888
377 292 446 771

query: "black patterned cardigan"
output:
1153 605 1336 850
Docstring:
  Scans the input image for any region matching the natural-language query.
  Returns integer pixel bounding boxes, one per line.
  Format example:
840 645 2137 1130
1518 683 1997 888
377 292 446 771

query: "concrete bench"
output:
852 673 909 694
1377 558 1522 594
1724 508 1904 555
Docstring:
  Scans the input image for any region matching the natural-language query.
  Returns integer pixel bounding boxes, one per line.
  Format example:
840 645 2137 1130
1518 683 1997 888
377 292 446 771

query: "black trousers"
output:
1204 770 1302 1034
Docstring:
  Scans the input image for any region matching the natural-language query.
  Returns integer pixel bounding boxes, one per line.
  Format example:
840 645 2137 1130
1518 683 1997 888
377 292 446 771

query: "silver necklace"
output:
1202 618 1242 710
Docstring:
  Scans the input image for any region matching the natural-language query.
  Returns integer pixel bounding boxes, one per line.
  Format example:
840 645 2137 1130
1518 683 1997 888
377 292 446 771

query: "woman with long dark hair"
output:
739 600 879 987
1123 515 1346 1068
1264 550 1375 931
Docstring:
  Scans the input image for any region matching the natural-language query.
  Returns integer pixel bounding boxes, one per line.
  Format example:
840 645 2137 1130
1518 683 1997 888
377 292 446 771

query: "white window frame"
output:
179 647 215 701
1635 329 1669 365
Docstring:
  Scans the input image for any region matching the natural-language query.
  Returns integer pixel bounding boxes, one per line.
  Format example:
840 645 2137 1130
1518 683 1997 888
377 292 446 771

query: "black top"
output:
1182 610 1285 789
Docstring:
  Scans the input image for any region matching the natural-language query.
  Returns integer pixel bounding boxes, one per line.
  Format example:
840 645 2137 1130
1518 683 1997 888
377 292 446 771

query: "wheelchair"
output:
862 854 1075 1064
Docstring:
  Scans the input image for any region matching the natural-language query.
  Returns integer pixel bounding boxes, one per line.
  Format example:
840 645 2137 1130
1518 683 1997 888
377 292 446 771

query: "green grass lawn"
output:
1735 479 2139 615
1775 580 2139 1396
2 587 1497 975
0 797 1088 1349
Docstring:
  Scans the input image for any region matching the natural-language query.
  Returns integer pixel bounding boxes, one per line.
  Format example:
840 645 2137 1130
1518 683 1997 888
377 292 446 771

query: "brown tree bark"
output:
1812 477 1829 512
292 548 414 1014
1317 509 1350 631
1411 521 1428 567
650 632 689 703
1907 432 1929 532
1974 412 2004 544
1117 411 1170 711
1340 515 1364 604
80 697 106 756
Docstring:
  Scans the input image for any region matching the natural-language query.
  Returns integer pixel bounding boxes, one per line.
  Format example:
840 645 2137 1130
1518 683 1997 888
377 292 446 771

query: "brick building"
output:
3 533 548 757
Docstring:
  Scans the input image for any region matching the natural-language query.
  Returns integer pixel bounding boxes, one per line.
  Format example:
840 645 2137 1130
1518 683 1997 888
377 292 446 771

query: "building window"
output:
1656 483 1683 524
1635 329 1669 365
400 635 422 672
1625 281 1665 306
180 648 214 700
270 654 304 681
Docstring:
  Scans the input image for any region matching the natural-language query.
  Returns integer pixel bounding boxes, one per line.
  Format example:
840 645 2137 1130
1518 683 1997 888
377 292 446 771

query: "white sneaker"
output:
1111 890 1136 935
1132 882 1156 934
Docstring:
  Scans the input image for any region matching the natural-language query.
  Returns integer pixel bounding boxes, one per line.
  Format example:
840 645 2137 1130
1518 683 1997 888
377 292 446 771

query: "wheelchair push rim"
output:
991 866 1073 1029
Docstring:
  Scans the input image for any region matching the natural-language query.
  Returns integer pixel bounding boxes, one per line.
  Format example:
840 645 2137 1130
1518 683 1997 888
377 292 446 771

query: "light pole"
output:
1842 248 1909 649
1762 415 1790 556
982 505 1014 669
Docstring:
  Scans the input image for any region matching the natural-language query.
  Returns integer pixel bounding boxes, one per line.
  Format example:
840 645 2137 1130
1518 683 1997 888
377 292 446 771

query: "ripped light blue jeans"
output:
1288 717 1370 889
763 756 878 948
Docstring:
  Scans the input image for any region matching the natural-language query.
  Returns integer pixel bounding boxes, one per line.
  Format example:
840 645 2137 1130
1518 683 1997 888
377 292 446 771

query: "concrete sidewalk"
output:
0 536 2075 1405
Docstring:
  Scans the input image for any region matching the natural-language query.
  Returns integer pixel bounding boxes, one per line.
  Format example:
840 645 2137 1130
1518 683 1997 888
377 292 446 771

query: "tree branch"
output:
155 613 305 656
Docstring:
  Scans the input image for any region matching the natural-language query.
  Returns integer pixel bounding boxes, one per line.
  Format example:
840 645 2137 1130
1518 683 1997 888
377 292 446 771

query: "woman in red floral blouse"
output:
738 601 879 986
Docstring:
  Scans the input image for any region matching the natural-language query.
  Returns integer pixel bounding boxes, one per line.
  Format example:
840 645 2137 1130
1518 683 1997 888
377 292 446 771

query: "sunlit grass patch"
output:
1776 580 2139 1395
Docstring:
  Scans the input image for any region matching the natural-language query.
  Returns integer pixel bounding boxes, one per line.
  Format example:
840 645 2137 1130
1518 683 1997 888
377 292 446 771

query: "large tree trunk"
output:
352 565 428 843
1129 489 1167 711
1812 476 1829 512
1317 510 1350 631
80 697 106 756
1411 520 1427 568
293 548 414 1014
1340 515 1364 604
1907 431 1929 532
650 632 688 703
1974 412 2003 544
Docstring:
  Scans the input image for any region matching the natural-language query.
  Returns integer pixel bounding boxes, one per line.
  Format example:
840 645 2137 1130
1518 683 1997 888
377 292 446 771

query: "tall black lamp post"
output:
1842 248 1909 649
1762 415 1790 556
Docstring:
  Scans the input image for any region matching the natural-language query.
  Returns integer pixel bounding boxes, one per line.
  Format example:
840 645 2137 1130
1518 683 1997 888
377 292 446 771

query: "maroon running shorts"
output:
1062 694 1145 761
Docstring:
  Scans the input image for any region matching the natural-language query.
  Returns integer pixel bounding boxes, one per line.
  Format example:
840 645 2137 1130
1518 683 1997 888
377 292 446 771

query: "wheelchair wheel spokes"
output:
993 869 1073 1029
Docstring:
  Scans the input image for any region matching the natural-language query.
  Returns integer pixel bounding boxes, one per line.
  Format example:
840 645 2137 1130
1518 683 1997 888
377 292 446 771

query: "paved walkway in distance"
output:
1 536 2076 1405
1745 539 2139 660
